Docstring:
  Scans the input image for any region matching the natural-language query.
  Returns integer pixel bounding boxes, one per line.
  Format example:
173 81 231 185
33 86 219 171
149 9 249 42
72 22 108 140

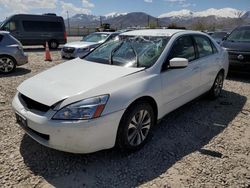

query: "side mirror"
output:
169 58 188 68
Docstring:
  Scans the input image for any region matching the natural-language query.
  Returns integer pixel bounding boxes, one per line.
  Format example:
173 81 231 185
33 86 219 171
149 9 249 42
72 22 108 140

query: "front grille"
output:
63 47 75 53
20 94 50 112
228 51 250 62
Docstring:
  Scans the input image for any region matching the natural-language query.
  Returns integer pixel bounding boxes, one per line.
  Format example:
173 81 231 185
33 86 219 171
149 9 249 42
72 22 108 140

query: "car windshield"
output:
84 35 169 68
82 33 110 43
227 27 250 42
211 32 227 39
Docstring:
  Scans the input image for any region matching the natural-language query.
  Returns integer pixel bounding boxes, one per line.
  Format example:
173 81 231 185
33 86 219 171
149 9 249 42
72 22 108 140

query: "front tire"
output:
0 55 16 74
116 102 155 151
208 71 224 99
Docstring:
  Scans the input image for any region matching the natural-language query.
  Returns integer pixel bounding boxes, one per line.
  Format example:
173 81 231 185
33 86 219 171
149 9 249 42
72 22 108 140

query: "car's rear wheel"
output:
0 55 16 74
208 71 224 99
49 40 59 49
116 102 155 151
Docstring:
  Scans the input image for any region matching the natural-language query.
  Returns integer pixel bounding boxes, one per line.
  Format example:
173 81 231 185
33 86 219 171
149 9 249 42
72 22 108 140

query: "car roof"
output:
94 32 114 34
121 29 187 37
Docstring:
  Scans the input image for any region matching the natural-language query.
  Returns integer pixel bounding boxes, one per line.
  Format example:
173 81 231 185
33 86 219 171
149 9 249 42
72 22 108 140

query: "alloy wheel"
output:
214 73 223 96
0 57 15 73
127 109 151 146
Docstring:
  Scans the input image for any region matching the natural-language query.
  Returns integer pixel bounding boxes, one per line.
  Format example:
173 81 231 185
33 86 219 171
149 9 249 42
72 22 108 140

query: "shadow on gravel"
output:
19 90 246 187
227 71 250 84
0 68 31 77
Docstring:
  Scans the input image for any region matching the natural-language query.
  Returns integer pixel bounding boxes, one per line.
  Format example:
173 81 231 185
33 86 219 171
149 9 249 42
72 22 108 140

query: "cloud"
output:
60 1 91 17
182 3 196 8
165 0 186 2
82 0 95 8
144 0 153 3
0 0 95 20
0 0 57 14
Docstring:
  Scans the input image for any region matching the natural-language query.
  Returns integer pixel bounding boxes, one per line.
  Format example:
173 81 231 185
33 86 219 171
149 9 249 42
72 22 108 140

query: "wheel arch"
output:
115 95 158 149
124 96 158 124
0 54 17 63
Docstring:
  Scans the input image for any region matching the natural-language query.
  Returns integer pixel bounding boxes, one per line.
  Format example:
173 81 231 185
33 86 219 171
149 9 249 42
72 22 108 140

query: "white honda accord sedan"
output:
12 29 228 153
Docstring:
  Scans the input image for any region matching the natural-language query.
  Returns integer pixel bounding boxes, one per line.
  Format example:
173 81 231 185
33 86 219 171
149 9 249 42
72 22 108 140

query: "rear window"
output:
22 21 63 32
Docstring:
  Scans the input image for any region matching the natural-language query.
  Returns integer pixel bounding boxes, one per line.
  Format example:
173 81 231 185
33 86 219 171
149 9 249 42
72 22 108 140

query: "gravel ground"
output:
0 39 250 187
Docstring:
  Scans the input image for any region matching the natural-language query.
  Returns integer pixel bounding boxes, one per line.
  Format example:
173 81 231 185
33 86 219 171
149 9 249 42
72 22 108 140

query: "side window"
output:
168 36 195 62
23 21 63 32
3 21 17 31
194 35 213 58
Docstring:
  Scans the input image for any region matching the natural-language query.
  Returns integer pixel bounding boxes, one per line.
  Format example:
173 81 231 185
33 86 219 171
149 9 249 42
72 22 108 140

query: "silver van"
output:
0 14 67 49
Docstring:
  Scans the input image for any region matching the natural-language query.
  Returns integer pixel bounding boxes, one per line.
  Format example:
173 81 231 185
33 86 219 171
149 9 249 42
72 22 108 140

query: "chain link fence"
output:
66 27 97 36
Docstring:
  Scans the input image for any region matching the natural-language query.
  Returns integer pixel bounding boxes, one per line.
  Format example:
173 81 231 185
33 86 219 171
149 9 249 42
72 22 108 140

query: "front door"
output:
160 35 201 115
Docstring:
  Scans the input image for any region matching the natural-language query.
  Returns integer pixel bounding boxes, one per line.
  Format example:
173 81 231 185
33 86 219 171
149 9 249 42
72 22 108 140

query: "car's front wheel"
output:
116 102 155 151
0 55 16 74
209 71 224 99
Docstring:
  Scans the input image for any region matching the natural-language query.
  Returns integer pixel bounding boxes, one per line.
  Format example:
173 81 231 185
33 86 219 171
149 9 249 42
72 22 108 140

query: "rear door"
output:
193 35 220 92
160 35 202 114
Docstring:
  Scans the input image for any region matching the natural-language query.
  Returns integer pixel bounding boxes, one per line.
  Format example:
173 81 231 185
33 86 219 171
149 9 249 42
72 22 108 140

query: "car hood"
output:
64 41 97 48
221 40 250 52
17 58 144 106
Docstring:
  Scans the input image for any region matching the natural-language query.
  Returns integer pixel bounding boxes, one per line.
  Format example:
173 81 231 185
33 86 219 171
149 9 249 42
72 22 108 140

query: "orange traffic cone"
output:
44 41 52 61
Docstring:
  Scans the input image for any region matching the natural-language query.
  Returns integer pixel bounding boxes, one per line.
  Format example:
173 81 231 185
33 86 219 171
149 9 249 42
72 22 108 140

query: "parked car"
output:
61 32 120 59
12 29 228 153
0 14 67 49
0 31 28 74
211 31 228 44
221 25 250 72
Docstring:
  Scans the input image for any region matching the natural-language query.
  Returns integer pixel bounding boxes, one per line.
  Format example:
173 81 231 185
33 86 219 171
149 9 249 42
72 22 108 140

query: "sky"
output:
0 0 249 21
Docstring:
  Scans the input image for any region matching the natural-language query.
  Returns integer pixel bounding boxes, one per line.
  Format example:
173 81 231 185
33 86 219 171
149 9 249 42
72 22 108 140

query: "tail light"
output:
64 32 67 42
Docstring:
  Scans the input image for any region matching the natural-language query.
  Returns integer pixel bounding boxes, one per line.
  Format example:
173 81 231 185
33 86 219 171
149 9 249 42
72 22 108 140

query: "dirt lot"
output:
0 38 250 187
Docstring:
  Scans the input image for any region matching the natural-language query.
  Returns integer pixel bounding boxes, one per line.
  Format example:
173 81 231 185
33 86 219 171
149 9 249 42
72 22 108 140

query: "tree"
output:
191 20 206 31
149 21 157 29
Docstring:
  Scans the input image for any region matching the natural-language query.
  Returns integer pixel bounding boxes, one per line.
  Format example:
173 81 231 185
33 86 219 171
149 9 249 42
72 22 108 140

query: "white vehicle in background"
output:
61 32 120 59
13 29 228 153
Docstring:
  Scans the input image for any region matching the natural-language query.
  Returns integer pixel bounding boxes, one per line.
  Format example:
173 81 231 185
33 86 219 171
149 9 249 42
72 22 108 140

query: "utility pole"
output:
100 16 103 27
147 15 150 28
67 11 70 36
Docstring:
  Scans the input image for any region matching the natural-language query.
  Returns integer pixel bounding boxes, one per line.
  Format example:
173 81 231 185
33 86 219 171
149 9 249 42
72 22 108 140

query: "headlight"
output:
52 95 109 120
77 47 89 53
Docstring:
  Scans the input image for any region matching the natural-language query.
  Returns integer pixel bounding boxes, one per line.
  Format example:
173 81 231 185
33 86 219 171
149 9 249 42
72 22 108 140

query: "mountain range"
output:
66 8 250 30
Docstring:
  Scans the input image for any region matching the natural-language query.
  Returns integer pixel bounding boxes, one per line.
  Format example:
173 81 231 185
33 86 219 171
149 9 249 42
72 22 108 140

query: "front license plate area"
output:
15 113 28 129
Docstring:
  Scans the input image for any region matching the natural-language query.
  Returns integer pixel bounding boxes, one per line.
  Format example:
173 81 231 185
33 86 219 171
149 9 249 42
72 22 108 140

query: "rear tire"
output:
49 40 59 49
208 71 224 99
116 102 155 152
0 55 16 74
